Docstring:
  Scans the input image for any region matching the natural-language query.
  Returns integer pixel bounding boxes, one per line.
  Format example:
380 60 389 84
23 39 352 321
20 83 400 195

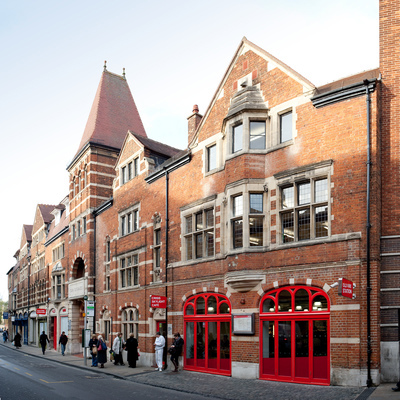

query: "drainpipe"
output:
93 213 96 335
164 168 169 369
364 79 372 388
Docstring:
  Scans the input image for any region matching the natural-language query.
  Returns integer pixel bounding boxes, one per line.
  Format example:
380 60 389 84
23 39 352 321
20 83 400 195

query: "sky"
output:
0 0 379 301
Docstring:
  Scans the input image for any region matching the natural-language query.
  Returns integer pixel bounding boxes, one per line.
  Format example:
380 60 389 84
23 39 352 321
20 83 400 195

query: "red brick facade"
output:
7 3 400 386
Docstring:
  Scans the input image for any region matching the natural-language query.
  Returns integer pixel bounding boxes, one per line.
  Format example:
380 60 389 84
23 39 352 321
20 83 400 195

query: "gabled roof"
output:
23 225 33 242
130 132 182 158
38 204 57 224
190 37 315 148
74 69 147 158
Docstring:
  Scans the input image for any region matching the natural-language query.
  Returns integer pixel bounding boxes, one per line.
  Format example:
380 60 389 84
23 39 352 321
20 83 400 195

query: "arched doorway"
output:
184 293 231 376
259 286 330 385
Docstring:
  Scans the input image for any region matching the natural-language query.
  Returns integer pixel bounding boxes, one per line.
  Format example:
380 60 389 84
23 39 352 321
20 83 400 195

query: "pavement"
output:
0 340 397 400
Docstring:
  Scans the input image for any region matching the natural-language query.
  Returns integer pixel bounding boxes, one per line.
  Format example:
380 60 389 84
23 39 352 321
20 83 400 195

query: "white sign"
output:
87 301 95 317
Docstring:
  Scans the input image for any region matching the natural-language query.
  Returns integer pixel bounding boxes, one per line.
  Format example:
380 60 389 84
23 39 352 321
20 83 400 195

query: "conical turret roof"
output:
75 69 147 157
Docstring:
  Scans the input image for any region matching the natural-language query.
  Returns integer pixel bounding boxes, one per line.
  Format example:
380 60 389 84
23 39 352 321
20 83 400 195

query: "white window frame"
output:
119 204 140 237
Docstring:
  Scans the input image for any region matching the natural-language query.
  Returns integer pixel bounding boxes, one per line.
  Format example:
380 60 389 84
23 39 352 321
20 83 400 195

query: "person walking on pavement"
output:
112 332 125 365
97 335 107 368
2 329 8 343
58 331 68 356
154 331 165 371
14 331 22 348
40 331 49 355
88 334 99 367
169 332 184 372
125 333 138 368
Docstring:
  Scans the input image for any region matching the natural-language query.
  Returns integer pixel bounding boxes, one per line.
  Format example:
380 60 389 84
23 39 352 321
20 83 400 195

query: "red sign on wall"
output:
151 295 167 308
338 278 355 299
36 308 47 315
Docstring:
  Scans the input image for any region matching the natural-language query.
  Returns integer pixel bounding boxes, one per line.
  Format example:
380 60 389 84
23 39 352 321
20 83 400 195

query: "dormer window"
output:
121 157 139 185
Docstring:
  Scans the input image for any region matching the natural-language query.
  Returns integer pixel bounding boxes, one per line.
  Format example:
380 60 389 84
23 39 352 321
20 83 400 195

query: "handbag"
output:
168 346 175 355
98 342 102 351
92 345 98 355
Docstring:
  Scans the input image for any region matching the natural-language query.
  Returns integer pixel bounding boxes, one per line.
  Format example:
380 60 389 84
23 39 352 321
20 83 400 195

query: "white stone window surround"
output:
225 111 269 159
224 179 269 253
117 248 143 290
119 202 140 238
274 160 333 245
119 152 140 186
181 195 217 262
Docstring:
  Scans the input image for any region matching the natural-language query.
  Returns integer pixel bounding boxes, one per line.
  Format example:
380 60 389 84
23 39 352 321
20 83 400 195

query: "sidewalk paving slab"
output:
1 341 392 400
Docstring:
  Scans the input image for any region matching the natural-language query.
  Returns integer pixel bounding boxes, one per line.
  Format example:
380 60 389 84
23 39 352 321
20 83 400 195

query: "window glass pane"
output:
121 166 126 183
250 193 263 213
134 158 139 176
295 289 309 311
127 268 132 287
232 124 243 153
282 187 294 208
155 229 161 245
262 297 276 313
195 234 203 259
206 231 214 257
127 213 132 233
315 206 328 238
233 195 243 216
205 209 214 227
280 111 292 143
196 212 203 231
233 219 243 248
133 266 138 285
186 304 194 315
208 321 218 368
278 290 292 312
220 322 230 370
315 179 328 202
185 322 194 363
249 121 266 149
207 296 217 314
196 322 205 364
196 297 205 314
186 216 192 234
278 321 291 370
219 302 230 314
208 145 217 171
186 236 193 260
298 209 311 240
262 321 275 375
298 182 311 205
282 212 294 243
121 270 125 288
312 295 328 311
128 162 132 180
249 216 263 246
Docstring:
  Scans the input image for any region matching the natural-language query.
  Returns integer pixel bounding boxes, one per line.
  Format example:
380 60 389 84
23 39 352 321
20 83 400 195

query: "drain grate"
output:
355 387 375 400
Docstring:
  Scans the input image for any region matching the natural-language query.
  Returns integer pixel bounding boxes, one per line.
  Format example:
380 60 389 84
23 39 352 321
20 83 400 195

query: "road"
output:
0 345 218 400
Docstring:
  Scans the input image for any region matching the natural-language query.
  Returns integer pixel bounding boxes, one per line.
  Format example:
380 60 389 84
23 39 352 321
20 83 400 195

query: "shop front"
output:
259 286 330 385
184 293 231 376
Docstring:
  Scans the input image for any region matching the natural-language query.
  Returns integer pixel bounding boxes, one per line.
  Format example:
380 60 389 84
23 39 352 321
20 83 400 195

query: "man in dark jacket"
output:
58 331 68 356
40 331 49 355
169 332 184 372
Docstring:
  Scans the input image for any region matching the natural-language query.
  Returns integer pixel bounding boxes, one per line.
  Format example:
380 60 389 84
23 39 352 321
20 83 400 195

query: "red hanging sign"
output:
151 295 167 308
36 308 47 315
338 278 355 299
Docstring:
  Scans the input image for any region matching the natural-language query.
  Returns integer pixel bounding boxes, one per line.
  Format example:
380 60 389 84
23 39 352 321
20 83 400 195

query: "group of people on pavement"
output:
154 331 184 372
6 328 184 373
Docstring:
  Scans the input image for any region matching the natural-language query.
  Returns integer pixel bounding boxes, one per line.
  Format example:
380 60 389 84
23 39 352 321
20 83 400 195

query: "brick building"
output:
7 1 400 387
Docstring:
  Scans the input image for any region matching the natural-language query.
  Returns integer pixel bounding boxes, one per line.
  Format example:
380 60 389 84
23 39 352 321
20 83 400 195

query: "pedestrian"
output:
40 331 49 355
88 334 98 367
112 332 125 365
14 331 22 348
125 333 138 368
154 331 165 371
169 332 184 372
97 335 107 368
58 331 68 356
2 329 7 343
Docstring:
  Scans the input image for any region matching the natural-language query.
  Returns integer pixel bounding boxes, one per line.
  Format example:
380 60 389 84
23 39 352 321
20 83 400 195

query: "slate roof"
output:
38 204 57 224
75 70 147 157
130 131 182 158
23 225 33 242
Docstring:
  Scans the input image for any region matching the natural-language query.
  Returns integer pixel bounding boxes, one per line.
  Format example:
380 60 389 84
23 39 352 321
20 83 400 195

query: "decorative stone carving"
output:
153 308 166 320
225 270 266 293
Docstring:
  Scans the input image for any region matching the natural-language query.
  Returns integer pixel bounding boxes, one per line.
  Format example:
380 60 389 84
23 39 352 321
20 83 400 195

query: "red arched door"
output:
260 286 330 385
184 293 231 376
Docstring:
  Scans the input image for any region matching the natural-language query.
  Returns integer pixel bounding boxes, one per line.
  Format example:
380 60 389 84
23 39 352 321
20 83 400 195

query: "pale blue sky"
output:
0 0 379 300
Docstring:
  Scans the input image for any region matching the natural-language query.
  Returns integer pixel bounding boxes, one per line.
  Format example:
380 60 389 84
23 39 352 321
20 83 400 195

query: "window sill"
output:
118 285 140 291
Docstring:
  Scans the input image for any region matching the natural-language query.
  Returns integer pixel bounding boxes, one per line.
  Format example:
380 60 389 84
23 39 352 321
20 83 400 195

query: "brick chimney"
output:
187 104 203 146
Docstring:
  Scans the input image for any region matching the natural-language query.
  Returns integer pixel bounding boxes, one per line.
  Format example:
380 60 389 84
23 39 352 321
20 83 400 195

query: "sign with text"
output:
338 278 356 299
3 312 8 319
36 308 47 315
151 295 167 309
232 313 255 335
87 301 95 317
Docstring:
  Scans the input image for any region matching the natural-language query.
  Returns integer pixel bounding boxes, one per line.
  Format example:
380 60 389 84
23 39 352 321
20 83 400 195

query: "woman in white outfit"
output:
154 331 165 371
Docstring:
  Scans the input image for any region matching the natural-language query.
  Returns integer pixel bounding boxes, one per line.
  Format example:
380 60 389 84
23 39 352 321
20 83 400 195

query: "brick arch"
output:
259 278 333 308
180 286 229 309
70 254 87 279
